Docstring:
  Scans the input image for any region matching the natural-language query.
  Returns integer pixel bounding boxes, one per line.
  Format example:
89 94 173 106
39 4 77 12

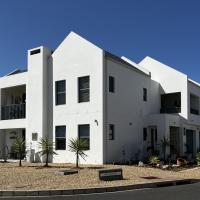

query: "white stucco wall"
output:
52 32 104 164
105 57 160 163
139 57 188 119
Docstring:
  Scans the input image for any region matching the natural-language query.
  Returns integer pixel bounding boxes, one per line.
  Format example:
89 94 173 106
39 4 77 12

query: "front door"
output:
186 129 196 158
170 126 180 156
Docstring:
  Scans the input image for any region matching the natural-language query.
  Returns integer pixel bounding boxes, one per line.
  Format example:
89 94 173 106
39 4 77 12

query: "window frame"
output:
55 126 66 150
109 76 115 93
55 80 66 105
78 124 90 150
143 88 147 102
143 128 147 141
78 76 90 103
109 124 115 140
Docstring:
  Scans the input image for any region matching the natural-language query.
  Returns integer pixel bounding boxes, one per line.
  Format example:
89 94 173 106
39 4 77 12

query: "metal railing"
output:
1 103 26 120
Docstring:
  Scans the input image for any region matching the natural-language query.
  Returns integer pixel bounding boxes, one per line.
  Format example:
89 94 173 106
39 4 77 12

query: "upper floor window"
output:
78 124 90 150
55 126 66 150
109 76 115 93
78 76 90 103
109 124 115 140
143 88 147 101
55 80 66 105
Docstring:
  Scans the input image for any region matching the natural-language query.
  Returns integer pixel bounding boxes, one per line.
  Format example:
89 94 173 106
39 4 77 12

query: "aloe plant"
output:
148 156 160 166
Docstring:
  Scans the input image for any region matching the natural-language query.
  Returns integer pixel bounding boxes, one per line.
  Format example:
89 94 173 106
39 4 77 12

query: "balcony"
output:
160 92 181 114
1 103 26 120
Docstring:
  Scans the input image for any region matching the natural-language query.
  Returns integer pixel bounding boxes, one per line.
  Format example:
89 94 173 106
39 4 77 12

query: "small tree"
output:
160 136 170 162
68 138 88 168
38 137 57 167
12 137 26 167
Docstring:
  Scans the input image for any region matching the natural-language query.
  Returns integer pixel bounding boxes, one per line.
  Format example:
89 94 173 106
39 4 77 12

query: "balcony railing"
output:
1 103 26 120
160 107 181 114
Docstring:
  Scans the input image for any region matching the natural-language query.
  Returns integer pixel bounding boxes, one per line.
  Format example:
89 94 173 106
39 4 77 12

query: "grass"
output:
0 162 199 190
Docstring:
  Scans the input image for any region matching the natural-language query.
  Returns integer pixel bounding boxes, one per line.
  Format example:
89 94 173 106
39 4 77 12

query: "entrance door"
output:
170 126 180 156
186 129 196 158
149 127 157 155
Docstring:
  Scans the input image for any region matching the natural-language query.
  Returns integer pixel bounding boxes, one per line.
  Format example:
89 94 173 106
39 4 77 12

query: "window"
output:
109 76 115 93
30 49 41 55
55 126 66 150
143 128 147 141
32 133 38 141
143 88 147 101
78 76 90 103
78 124 90 150
55 80 66 105
109 124 115 140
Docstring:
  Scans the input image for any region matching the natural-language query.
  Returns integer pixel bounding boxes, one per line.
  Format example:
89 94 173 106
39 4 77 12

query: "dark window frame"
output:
143 88 147 101
78 76 90 103
109 124 115 140
109 76 115 93
55 80 66 105
143 128 147 141
30 49 41 55
55 126 66 150
78 124 90 150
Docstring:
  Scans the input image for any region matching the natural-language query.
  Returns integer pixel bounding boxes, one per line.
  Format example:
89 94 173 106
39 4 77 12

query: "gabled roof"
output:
4 69 27 77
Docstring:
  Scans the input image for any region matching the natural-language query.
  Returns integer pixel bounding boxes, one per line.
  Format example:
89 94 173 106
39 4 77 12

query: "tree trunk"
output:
19 157 22 167
76 153 79 168
45 153 49 167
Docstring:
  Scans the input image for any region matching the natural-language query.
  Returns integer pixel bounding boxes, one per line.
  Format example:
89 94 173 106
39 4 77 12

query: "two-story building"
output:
0 31 199 164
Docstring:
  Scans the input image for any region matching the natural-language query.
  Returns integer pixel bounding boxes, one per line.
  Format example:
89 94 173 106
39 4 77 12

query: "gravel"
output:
0 162 199 190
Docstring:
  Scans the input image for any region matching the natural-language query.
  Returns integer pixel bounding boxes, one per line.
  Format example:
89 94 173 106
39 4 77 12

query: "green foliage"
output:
38 137 57 167
148 156 160 166
196 152 200 165
68 138 88 168
12 137 26 167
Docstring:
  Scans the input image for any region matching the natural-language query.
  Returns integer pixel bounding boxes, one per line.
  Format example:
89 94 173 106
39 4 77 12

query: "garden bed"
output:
0 162 199 190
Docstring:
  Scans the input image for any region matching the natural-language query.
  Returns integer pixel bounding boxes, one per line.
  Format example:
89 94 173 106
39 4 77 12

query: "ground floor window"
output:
78 124 90 150
109 124 115 140
55 126 66 150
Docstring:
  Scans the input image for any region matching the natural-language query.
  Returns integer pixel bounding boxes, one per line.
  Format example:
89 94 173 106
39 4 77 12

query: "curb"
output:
0 179 198 197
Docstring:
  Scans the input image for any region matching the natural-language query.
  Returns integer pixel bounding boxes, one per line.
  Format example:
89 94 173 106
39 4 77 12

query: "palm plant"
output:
160 136 170 162
12 136 26 167
68 138 88 168
38 137 57 167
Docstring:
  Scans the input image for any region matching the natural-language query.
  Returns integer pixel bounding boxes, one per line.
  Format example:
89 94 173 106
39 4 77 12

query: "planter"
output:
177 158 187 166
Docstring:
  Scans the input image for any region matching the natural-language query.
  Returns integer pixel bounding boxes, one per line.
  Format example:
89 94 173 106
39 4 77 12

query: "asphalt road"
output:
1 183 200 200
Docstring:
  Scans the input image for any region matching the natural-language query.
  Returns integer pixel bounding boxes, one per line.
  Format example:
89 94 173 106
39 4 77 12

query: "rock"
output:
55 169 78 176
138 161 144 167
162 165 169 170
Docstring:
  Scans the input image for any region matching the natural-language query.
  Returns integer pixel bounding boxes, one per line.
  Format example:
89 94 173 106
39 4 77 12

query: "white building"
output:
0 31 200 164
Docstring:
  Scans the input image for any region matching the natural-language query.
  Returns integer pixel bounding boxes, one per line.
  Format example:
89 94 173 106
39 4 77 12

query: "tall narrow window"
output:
55 126 66 150
78 76 90 103
143 128 147 141
109 124 115 140
109 76 115 93
143 88 147 101
78 124 90 150
55 80 66 105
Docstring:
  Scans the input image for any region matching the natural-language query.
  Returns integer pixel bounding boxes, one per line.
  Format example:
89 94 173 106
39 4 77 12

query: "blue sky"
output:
0 0 200 81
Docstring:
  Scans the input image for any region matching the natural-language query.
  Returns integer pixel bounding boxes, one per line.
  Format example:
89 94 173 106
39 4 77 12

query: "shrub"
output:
148 156 160 166
196 152 200 165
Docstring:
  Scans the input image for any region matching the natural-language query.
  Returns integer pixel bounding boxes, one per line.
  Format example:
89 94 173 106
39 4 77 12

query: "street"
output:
1 182 200 200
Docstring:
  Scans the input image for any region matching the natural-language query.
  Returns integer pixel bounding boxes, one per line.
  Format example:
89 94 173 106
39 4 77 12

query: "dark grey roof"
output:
105 51 149 76
6 69 27 76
